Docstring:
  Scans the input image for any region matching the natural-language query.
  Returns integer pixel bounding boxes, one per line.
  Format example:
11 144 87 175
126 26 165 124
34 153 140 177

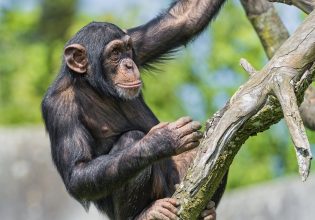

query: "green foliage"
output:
0 1 314 189
0 10 44 124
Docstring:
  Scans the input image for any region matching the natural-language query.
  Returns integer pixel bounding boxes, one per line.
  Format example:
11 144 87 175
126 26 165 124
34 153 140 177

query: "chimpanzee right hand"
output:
135 198 179 220
148 116 203 156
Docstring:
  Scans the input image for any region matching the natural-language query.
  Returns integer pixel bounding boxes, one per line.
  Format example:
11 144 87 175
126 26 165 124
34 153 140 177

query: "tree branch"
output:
268 0 315 14
241 0 289 58
242 0 315 131
172 8 315 220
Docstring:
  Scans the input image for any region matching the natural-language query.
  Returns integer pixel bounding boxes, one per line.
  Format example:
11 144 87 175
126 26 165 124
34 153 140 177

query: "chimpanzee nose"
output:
124 60 134 70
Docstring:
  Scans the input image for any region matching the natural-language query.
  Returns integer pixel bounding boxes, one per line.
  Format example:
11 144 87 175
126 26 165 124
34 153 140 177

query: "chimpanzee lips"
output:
116 81 142 89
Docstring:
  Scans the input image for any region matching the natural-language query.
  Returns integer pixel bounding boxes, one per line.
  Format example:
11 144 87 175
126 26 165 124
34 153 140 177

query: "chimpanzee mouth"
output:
116 81 142 89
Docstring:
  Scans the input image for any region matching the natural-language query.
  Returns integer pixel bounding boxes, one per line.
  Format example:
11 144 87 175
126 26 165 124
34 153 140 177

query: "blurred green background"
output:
0 0 314 192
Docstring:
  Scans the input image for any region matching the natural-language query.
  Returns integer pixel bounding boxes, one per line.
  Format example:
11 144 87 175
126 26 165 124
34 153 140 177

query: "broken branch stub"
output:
240 58 257 75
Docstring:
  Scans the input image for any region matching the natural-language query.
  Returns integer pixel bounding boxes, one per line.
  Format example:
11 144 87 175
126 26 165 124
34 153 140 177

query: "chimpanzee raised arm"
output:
128 0 226 67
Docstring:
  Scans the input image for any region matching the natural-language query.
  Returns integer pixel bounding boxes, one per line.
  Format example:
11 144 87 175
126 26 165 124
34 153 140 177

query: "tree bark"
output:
172 7 315 220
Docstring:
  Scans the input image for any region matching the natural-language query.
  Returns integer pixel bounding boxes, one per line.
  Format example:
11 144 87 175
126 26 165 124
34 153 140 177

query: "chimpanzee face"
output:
63 22 142 100
102 35 141 100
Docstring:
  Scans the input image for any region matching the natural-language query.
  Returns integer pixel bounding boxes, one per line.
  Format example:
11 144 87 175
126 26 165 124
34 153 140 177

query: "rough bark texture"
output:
172 7 315 220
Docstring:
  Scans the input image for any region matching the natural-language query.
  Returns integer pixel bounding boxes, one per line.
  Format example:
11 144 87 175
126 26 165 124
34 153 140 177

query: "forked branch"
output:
243 0 315 179
172 9 315 220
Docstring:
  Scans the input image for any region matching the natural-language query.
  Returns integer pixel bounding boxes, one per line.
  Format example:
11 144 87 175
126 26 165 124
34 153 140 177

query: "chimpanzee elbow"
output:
66 174 108 201
67 178 90 201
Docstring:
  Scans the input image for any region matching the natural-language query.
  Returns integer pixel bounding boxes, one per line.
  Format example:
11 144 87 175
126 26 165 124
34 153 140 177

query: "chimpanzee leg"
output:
107 131 157 220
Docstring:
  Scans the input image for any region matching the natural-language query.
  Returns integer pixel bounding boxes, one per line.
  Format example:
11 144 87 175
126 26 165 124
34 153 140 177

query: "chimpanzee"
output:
42 0 228 219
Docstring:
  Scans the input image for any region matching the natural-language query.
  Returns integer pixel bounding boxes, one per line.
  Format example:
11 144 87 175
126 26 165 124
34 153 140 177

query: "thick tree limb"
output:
172 9 315 220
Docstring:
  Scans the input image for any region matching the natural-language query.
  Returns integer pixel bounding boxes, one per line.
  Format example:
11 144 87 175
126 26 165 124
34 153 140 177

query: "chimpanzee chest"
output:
81 96 158 155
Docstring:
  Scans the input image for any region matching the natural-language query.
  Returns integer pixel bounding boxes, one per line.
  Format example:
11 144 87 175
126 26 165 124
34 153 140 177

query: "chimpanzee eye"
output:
111 49 121 60
126 44 131 51
112 49 119 56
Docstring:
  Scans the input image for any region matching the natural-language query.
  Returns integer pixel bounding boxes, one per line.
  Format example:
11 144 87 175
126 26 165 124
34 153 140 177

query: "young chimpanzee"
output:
42 0 228 219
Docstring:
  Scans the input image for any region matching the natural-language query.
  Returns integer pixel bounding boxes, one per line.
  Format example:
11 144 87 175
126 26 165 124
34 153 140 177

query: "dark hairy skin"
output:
42 0 227 219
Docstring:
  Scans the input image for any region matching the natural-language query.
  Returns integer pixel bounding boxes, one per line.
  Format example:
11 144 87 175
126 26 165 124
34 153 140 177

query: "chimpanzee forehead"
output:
102 23 126 38
66 22 126 48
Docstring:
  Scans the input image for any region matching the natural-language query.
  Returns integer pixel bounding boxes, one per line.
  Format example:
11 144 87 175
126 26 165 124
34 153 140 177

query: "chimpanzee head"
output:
63 22 141 100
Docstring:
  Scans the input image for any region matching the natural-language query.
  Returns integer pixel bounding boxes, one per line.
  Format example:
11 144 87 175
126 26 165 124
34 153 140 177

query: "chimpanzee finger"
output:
177 121 202 137
177 141 200 154
161 198 179 206
207 201 215 209
161 200 179 215
151 210 171 220
181 131 203 143
169 116 192 129
159 207 178 220
201 202 216 220
151 122 169 131
200 209 216 217
203 215 216 220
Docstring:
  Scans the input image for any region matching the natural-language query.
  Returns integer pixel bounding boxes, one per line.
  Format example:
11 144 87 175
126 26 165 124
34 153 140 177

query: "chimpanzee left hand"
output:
200 201 216 220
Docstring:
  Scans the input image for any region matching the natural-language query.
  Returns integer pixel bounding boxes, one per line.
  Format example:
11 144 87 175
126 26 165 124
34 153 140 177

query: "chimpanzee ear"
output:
64 44 88 74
